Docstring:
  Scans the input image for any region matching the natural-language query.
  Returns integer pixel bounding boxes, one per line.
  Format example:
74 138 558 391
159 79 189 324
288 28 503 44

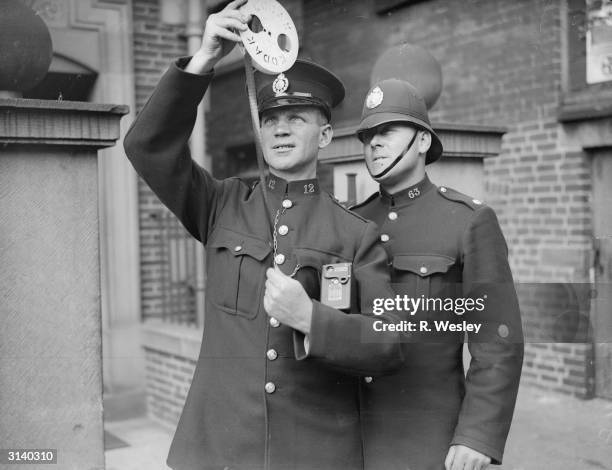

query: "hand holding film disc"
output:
239 0 299 74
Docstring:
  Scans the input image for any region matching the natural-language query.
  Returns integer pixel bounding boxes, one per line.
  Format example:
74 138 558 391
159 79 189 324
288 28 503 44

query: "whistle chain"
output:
272 207 300 277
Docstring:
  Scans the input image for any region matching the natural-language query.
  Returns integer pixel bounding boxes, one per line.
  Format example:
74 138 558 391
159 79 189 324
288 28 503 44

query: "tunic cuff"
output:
302 300 331 359
293 300 322 360
450 434 503 465
170 56 215 88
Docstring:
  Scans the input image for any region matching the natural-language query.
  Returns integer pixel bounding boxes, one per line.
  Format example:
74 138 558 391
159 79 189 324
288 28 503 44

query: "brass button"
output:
388 212 398 221
265 382 276 394
498 324 509 338
234 245 242 252
364 376 373 383
274 254 286 265
472 199 482 205
267 349 278 361
269 317 280 328
380 234 390 242
440 187 447 193
419 266 428 274
278 225 289 236
282 199 293 209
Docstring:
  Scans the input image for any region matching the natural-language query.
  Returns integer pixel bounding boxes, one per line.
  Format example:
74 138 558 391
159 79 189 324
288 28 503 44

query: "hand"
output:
445 445 491 470
186 0 251 74
264 266 313 334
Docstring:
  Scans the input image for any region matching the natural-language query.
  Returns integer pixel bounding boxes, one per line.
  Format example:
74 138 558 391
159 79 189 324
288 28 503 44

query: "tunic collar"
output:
380 174 434 206
265 174 320 198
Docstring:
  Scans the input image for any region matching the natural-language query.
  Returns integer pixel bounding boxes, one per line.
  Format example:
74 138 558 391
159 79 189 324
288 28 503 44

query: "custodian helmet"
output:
357 79 443 164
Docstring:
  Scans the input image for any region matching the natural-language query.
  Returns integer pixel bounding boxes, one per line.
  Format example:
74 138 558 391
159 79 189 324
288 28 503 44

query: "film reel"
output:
239 0 298 74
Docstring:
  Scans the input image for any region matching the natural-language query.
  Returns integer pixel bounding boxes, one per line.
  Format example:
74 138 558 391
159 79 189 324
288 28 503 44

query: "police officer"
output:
123 1 405 469
352 78 524 470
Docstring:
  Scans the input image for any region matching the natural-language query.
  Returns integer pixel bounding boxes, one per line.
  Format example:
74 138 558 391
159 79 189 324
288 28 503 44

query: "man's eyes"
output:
367 128 391 138
360 126 400 143
261 115 305 126
361 131 375 142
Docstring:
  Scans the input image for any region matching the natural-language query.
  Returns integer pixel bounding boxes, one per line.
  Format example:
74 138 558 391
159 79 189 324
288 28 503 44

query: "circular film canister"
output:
239 0 299 74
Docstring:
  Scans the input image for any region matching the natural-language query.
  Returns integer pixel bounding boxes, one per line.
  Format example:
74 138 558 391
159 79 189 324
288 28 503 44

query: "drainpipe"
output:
186 0 209 327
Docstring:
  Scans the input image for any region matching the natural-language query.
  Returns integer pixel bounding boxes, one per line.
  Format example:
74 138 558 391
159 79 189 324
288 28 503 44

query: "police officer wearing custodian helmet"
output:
352 75 524 470
123 1 407 469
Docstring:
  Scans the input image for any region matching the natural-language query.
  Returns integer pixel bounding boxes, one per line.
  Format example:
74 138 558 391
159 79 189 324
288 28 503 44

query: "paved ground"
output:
105 385 612 470
105 418 173 470
500 387 612 470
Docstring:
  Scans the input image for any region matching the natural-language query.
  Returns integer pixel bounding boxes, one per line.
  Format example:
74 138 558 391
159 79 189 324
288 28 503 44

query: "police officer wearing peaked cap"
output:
254 58 345 119
352 78 524 470
123 1 407 469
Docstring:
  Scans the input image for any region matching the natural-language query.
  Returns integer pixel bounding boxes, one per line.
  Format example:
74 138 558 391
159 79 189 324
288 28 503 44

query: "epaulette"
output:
326 192 370 223
437 185 486 211
349 191 379 211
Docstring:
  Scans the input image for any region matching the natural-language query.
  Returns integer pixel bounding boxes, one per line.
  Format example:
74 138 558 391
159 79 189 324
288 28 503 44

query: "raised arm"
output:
123 0 251 242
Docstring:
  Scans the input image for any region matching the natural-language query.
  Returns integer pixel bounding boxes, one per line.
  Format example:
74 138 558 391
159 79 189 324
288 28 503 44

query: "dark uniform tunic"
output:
124 61 405 470
352 175 524 470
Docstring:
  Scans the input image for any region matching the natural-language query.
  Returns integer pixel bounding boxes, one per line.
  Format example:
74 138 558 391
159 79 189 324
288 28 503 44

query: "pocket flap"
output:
209 227 271 261
293 247 347 270
293 248 325 270
392 254 455 277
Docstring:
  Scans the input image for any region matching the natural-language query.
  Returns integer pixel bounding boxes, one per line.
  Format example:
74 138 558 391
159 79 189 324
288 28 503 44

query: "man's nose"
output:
274 118 290 135
369 133 382 147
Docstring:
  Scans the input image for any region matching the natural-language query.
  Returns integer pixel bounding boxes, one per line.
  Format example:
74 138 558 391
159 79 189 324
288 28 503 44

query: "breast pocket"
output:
207 227 271 319
392 254 456 298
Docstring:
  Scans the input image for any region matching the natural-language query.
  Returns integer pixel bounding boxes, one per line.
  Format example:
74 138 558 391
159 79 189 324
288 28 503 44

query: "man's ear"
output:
418 130 432 155
319 123 333 149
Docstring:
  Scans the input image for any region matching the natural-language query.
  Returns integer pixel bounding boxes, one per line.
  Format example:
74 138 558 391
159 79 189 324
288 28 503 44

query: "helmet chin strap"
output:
370 131 419 179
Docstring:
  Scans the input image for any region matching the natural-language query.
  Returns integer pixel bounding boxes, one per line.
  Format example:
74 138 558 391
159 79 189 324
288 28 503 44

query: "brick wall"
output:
132 0 188 320
144 347 195 426
521 343 594 397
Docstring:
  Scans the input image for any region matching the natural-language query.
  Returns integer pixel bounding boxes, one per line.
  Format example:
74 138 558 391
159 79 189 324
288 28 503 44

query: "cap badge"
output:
366 86 384 109
272 73 289 96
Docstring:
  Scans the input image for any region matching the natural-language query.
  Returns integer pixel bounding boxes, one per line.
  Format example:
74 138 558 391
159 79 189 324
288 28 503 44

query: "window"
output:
561 0 612 119
586 0 612 84
144 210 201 326
566 0 612 91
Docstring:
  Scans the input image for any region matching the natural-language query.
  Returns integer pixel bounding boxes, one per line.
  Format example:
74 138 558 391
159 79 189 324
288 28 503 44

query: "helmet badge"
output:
272 73 289 95
366 86 384 109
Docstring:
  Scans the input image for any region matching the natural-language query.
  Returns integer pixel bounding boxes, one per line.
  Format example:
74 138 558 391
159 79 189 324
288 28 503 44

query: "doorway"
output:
591 151 612 399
